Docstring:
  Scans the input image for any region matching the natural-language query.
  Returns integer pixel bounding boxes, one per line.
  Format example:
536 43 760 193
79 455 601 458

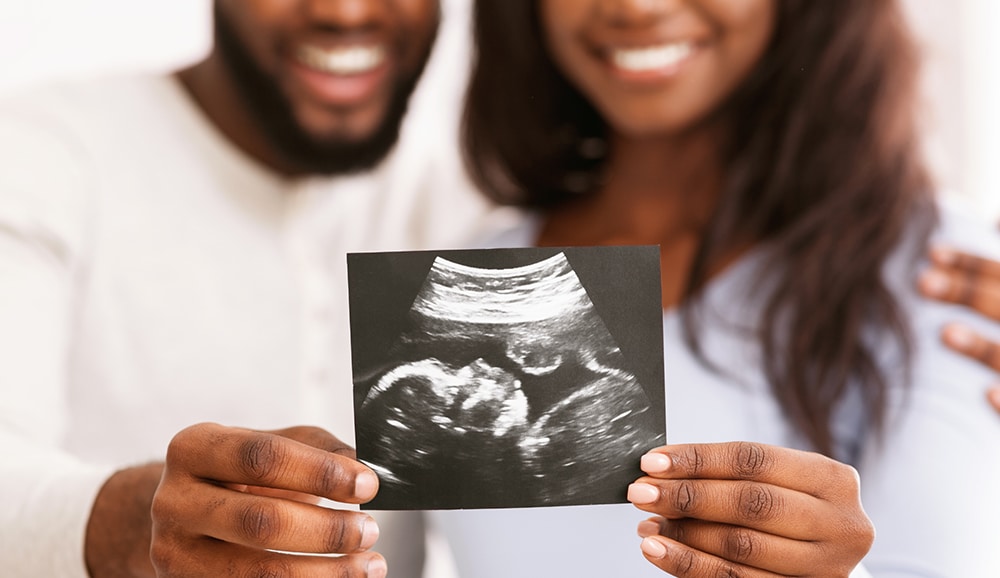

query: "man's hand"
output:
86 423 386 578
918 245 1000 412
629 443 874 577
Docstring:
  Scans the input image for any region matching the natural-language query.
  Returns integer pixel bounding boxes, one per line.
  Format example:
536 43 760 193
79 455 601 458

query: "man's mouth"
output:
295 44 387 75
608 42 694 73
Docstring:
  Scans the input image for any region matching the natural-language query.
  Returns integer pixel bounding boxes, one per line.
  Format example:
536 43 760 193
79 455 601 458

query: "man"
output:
0 1 505 576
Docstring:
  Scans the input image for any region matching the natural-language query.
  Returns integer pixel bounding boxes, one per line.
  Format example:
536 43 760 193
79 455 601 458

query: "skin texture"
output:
84 2 439 576
537 0 775 307
919 243 1000 413
179 0 439 176
540 0 775 138
630 443 874 577
87 425 386 578
538 0 875 573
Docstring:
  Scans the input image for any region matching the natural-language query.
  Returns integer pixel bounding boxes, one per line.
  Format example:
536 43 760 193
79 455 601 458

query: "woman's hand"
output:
628 442 874 577
918 245 1000 412
150 423 386 578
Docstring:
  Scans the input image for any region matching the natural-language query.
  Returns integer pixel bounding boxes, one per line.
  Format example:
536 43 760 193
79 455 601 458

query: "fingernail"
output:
931 246 958 265
640 536 668 559
360 518 380 550
919 270 951 296
366 556 388 578
628 483 660 505
988 387 1000 409
637 520 660 538
943 324 976 350
355 471 378 500
640 452 672 475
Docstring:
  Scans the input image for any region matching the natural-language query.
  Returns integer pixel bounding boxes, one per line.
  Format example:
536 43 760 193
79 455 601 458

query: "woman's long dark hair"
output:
464 0 936 457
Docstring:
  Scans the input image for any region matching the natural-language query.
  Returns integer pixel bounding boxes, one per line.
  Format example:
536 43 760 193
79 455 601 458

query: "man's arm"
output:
918 244 1000 412
0 109 122 578
85 464 163 578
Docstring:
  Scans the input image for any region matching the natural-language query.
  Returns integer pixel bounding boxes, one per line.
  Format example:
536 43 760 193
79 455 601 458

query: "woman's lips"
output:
603 41 697 81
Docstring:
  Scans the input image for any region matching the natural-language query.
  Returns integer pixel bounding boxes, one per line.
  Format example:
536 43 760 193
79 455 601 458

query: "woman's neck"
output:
538 129 725 308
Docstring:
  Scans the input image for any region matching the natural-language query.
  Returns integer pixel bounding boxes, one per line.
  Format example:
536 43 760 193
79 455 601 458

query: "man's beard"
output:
214 7 436 176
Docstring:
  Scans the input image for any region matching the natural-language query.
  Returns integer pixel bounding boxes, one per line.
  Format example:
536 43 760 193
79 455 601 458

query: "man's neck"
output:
176 54 299 178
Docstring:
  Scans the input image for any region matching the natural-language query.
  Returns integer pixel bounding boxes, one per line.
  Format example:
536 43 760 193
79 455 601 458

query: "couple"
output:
1 0 999 577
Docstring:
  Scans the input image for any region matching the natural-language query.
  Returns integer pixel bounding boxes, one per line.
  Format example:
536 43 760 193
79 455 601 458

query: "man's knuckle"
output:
315 457 350 497
735 482 779 522
238 501 282 545
323 515 351 553
982 342 1000 368
244 558 291 578
733 442 771 478
237 435 281 482
149 540 179 575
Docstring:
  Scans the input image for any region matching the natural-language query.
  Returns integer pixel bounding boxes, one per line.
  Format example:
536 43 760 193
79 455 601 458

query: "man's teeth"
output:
297 45 386 75
611 43 692 72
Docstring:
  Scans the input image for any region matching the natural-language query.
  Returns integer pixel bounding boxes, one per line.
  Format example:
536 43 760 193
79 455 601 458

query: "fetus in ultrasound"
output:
355 252 665 509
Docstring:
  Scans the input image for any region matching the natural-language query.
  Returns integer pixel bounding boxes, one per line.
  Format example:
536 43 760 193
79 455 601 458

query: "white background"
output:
0 0 996 219
0 2 993 576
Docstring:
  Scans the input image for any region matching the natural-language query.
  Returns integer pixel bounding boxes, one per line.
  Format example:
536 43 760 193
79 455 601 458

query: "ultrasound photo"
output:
347 246 666 510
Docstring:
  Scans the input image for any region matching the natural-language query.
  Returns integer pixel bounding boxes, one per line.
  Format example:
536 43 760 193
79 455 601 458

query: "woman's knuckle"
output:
673 547 697 575
735 482 779 522
713 564 744 578
663 519 686 543
733 442 771 478
723 526 761 563
673 481 697 514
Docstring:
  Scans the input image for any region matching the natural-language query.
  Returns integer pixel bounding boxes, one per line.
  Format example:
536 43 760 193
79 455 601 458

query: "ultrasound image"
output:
350 248 665 510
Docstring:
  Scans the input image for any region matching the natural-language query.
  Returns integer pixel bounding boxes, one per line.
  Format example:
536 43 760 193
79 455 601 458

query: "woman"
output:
428 0 1000 576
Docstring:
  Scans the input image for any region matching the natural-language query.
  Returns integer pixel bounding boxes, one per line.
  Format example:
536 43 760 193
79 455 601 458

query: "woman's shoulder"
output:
885 195 1000 417
933 195 1000 258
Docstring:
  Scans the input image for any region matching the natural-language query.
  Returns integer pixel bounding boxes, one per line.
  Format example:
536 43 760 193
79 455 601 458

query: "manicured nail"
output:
641 452 672 475
628 483 660 505
355 471 378 500
943 324 976 350
641 536 668 559
931 246 958 265
360 518 380 550
366 556 388 578
919 270 950 296
637 520 661 538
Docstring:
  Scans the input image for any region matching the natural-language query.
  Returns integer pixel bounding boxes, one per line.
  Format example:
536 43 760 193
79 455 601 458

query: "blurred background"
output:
0 0 996 219
0 1 993 576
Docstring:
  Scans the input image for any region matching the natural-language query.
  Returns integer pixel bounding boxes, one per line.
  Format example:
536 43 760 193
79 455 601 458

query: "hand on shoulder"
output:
918 243 1000 413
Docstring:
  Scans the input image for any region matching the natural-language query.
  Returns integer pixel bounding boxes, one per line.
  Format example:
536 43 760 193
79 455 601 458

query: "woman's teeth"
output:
611 43 693 72
296 44 386 75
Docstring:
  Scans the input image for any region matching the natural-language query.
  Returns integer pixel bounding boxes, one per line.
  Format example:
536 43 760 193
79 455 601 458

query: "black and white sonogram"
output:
347 246 665 510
